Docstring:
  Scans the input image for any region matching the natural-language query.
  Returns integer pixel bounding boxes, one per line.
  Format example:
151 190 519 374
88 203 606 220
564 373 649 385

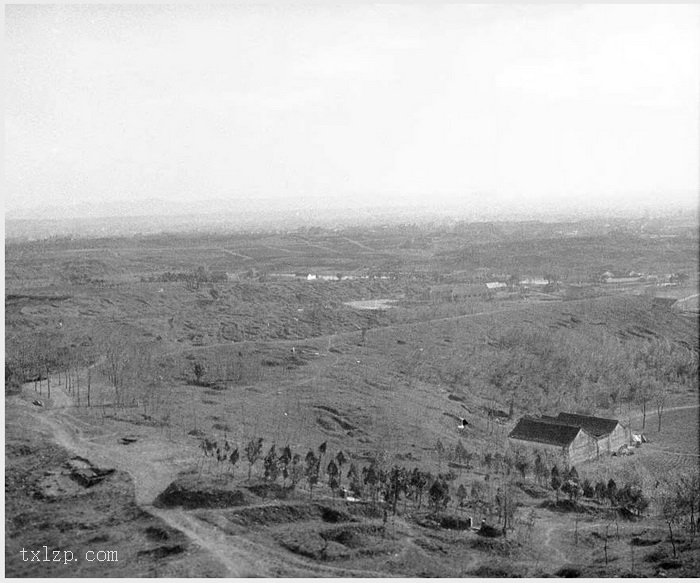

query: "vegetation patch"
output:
137 544 186 559
539 499 589 514
554 565 582 577
154 477 254 509
416 512 473 530
144 526 172 541
276 523 386 560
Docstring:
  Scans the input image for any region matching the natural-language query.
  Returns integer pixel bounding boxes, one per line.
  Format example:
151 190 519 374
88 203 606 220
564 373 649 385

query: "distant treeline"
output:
143 267 228 286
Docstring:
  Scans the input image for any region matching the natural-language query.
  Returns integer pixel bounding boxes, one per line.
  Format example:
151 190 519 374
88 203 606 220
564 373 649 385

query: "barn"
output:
554 412 630 455
508 417 598 466
508 412 630 465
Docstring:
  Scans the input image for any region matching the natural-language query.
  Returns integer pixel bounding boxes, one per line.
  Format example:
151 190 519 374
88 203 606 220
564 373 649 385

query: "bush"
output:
555 566 582 577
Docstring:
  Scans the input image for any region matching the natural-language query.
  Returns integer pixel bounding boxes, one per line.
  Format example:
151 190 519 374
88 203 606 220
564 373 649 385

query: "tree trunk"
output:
668 521 676 558
604 527 609 566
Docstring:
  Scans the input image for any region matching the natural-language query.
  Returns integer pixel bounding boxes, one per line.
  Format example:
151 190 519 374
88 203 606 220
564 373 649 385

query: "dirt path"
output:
21 379 392 577
160 303 524 358
540 520 568 567
218 247 254 261
627 403 699 428
341 237 376 253
21 380 273 574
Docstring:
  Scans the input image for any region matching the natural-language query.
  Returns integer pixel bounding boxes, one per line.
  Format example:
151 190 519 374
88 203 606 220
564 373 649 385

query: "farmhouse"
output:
508 412 630 465
554 412 629 454
508 417 597 466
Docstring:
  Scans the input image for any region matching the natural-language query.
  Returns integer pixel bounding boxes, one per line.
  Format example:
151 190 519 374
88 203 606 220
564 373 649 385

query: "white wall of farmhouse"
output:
568 430 598 465
595 423 630 454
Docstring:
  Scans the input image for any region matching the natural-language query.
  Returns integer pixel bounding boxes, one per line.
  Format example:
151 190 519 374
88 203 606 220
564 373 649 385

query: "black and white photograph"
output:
4 2 699 577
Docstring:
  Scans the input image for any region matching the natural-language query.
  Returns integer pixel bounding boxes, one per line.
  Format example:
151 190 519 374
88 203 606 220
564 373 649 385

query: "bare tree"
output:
652 383 669 432
305 450 320 499
97 327 134 406
245 437 263 480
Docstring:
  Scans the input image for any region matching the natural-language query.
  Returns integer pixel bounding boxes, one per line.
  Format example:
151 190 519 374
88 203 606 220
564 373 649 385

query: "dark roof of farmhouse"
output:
508 417 582 447
555 413 620 438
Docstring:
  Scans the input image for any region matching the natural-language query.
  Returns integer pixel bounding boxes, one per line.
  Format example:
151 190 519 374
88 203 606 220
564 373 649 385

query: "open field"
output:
6 218 699 577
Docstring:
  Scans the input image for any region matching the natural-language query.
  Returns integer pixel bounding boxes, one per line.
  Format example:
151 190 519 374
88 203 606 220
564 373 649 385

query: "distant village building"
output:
485 282 507 290
518 278 549 287
600 270 644 284
508 412 629 465
306 273 357 282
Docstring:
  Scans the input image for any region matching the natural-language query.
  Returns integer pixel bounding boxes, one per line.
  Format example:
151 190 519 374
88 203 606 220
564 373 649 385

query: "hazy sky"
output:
5 3 700 216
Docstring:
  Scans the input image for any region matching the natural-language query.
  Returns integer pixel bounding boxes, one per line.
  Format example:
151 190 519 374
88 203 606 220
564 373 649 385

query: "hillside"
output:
5 223 699 577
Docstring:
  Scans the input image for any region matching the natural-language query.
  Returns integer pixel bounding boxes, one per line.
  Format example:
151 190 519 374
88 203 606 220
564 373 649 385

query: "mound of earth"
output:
154 476 256 509
223 502 356 527
416 512 473 530
477 522 503 537
245 480 294 500
342 501 384 520
65 456 116 487
276 523 386 560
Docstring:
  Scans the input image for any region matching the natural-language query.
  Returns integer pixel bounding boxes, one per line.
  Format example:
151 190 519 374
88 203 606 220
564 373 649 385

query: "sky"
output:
5 3 700 219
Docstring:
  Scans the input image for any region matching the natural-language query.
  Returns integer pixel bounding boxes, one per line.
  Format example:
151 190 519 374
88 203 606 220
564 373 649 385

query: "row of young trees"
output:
206 433 698 542
5 325 176 421
5 331 97 401
198 436 461 513
548 464 650 515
